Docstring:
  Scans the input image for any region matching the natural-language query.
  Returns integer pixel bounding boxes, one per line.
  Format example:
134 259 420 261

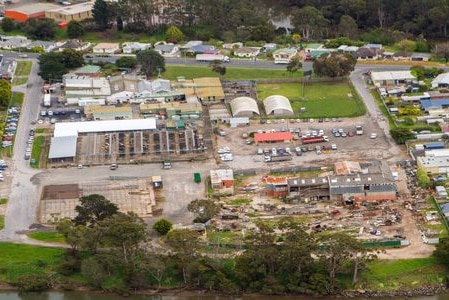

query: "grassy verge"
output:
11 92 24 106
31 136 45 168
356 257 447 291
0 198 7 205
27 231 66 243
227 198 251 206
257 81 365 118
0 215 3 230
163 65 301 80
0 242 64 283
12 61 32 86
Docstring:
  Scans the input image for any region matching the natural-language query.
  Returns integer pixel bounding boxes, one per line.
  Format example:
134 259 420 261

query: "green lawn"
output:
0 215 3 230
357 257 447 291
27 231 66 243
12 61 32 86
0 243 64 282
31 136 45 168
0 198 7 205
257 81 366 118
227 198 251 206
163 65 302 81
11 92 24 106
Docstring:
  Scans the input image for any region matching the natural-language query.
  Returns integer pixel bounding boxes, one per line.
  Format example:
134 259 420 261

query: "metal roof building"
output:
254 132 293 143
230 96 260 117
48 135 78 160
54 119 157 137
263 95 294 116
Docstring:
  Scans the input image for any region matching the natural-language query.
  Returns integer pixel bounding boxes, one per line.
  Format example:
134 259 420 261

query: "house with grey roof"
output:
58 39 91 52
122 42 151 54
154 44 179 57
0 56 17 81
0 36 28 50
27 40 58 52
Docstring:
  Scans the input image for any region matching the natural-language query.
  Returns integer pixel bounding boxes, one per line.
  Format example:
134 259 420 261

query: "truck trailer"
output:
301 136 326 144
196 54 230 63
264 155 292 163
43 94 51 107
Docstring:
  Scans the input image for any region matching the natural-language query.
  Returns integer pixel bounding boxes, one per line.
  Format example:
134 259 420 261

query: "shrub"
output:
153 218 173 236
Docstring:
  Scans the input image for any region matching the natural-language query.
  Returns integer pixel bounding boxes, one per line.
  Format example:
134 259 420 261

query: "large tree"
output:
73 194 118 226
23 18 56 40
313 52 356 77
38 51 84 82
116 56 137 69
286 57 302 76
187 199 219 223
67 20 85 39
136 49 165 79
291 6 329 40
0 80 12 109
92 0 114 30
433 42 449 63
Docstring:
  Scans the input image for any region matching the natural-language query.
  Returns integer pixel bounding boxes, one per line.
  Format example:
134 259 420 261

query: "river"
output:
1 292 449 300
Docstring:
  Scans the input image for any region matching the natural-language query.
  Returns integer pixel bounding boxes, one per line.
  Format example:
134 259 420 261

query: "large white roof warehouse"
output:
230 96 260 117
54 119 157 137
263 95 294 116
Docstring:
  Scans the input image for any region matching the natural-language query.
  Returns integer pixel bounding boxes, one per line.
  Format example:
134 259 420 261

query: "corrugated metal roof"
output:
54 119 156 137
254 132 293 143
48 135 77 159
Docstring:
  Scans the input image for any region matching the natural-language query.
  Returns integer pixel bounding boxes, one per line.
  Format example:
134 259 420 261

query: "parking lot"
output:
214 114 403 169
76 128 211 166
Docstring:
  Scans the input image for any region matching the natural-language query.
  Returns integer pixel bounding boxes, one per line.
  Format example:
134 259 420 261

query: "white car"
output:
370 133 377 139
331 144 337 150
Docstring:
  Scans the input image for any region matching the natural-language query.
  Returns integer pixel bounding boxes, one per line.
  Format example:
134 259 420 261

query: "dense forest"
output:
91 0 449 44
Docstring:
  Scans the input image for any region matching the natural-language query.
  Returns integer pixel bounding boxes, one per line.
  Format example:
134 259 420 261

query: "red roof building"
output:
254 132 293 144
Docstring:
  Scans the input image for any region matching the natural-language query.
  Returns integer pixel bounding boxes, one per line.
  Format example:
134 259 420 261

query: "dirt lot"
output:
215 114 408 170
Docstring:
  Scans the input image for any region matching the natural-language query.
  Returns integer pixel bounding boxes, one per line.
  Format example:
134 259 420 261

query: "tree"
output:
116 56 137 69
136 49 165 79
291 6 329 40
0 80 12 109
92 0 113 30
313 52 356 77
1 17 15 32
153 218 173 235
210 60 226 77
395 39 417 52
166 25 185 43
61 49 84 69
390 127 415 144
338 15 358 38
99 212 148 264
187 199 219 223
56 219 89 255
434 237 449 266
22 18 56 40
286 57 302 76
433 42 449 63
73 194 118 226
67 20 85 39
416 168 431 188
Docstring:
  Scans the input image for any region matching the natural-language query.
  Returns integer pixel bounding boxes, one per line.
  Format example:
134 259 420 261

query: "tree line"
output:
27 195 378 295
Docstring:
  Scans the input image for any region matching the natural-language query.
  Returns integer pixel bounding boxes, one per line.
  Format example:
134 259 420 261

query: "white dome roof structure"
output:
263 95 294 116
230 96 260 117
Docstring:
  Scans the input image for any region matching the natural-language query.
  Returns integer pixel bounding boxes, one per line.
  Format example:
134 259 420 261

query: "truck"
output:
264 155 292 163
301 136 326 144
355 125 363 135
196 54 230 63
43 94 51 107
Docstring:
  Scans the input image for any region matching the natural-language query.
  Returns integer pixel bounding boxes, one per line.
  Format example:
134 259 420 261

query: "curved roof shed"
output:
263 95 294 116
230 96 260 117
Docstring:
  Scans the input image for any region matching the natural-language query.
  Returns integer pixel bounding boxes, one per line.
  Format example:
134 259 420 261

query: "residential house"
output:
272 48 297 64
337 45 359 53
432 72 449 89
92 43 120 54
0 36 28 50
210 169 234 195
234 47 261 58
355 47 380 60
393 51 412 61
222 42 243 50
411 53 431 62
262 43 277 52
189 44 216 54
364 43 383 50
122 42 151 54
180 40 203 50
26 40 58 52
58 39 91 52
154 44 179 57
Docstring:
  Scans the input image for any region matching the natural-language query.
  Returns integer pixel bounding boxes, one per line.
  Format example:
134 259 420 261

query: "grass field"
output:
31 136 45 168
12 61 32 86
257 81 366 118
163 65 301 81
0 215 3 230
356 257 447 291
0 243 64 283
27 231 66 243
11 92 24 106
0 198 7 205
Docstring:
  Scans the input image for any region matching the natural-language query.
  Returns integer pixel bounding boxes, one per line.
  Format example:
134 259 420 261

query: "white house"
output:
154 44 179 57
272 48 297 64
122 42 151 54
234 47 261 58
93 42 120 54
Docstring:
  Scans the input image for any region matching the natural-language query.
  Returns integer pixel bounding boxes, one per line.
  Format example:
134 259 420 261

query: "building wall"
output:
5 10 31 22
45 10 92 22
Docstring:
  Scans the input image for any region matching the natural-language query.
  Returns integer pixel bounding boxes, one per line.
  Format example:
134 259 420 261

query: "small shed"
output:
151 175 163 188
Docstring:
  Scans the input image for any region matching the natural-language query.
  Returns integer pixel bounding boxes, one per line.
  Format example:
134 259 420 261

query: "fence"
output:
270 165 322 174
254 77 346 84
